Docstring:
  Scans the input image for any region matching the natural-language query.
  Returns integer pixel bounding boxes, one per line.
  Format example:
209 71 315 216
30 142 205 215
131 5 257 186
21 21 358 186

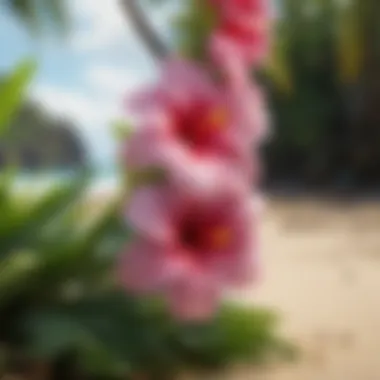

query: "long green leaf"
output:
0 249 40 306
0 174 88 257
33 198 127 292
0 59 37 134
8 0 68 34
6 0 39 31
43 0 69 35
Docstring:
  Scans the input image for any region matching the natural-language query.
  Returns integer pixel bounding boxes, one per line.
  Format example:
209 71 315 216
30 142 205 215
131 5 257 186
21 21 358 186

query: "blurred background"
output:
0 0 380 379
3 0 380 191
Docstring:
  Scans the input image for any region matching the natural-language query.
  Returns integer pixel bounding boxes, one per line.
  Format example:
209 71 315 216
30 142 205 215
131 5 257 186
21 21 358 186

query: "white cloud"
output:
69 0 134 51
68 0 179 53
86 65 144 97
31 85 106 125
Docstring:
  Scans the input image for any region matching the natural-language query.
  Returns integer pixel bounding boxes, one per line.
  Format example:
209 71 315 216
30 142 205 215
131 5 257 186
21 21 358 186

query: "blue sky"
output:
0 0 178 169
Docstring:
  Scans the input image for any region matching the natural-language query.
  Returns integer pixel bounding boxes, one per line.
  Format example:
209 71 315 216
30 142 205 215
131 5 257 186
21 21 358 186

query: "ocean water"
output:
12 167 120 197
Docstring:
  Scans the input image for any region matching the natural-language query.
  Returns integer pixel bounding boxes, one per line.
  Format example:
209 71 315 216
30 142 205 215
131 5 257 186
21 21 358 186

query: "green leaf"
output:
43 0 69 35
0 174 88 257
0 167 16 210
265 36 293 95
128 167 167 191
0 59 37 135
7 0 39 31
8 0 68 34
174 0 218 61
111 120 134 141
167 302 297 371
0 249 40 306
35 198 127 290
336 0 364 83
21 293 169 375
18 293 294 378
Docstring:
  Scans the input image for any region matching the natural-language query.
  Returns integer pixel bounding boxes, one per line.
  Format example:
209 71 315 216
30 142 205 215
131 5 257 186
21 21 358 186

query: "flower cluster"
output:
118 0 271 321
210 0 272 72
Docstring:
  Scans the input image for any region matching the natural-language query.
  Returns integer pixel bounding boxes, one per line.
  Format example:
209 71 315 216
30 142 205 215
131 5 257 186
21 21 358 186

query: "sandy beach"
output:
213 197 380 379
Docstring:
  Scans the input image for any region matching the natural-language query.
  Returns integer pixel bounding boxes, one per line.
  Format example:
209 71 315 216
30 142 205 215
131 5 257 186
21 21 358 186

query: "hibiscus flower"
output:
119 185 261 320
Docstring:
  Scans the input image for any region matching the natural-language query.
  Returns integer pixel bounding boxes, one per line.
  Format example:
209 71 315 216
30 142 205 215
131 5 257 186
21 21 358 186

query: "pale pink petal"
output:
130 59 218 115
126 122 250 202
167 154 249 202
126 186 177 243
166 269 220 321
127 59 214 117
210 248 260 288
123 113 172 169
210 32 247 84
160 58 217 99
226 79 270 144
118 241 174 294
214 29 270 69
249 148 263 185
128 134 236 200
249 85 271 143
251 192 266 216
209 225 261 287
211 134 257 182
127 87 163 115
235 145 258 183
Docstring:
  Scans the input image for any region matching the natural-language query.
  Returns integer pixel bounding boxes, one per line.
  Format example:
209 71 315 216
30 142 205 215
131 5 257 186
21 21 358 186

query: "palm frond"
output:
0 59 36 134
6 0 68 35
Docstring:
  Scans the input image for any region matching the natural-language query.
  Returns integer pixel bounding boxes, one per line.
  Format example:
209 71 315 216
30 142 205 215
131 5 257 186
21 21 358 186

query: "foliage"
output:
264 0 380 188
263 0 342 186
0 167 294 378
0 174 294 379
10 295 294 379
174 0 217 62
5 0 69 35
0 60 36 134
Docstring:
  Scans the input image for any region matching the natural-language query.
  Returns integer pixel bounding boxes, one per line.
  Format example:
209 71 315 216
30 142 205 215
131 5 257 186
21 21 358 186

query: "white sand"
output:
207 197 380 380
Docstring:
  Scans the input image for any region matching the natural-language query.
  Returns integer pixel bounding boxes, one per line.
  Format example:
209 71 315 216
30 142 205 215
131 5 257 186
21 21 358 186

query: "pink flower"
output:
118 185 261 321
124 59 266 196
210 0 272 69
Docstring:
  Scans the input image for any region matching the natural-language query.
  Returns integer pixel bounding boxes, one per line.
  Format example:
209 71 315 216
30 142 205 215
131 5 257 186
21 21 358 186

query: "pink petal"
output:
225 76 270 144
127 87 163 115
166 269 220 321
126 123 250 203
128 59 216 117
209 9 271 72
117 241 174 294
211 135 257 183
160 58 217 100
209 232 261 288
123 113 171 169
128 135 237 201
210 249 260 288
208 194 263 287
126 186 177 243
210 32 247 84
167 154 249 202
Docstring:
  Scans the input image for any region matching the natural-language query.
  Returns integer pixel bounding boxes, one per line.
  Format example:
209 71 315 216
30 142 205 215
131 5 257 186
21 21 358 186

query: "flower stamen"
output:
206 107 228 130
210 227 231 249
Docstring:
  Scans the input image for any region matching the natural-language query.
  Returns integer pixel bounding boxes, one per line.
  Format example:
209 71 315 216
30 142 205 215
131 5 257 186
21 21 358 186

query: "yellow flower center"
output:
210 227 231 250
205 107 228 131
